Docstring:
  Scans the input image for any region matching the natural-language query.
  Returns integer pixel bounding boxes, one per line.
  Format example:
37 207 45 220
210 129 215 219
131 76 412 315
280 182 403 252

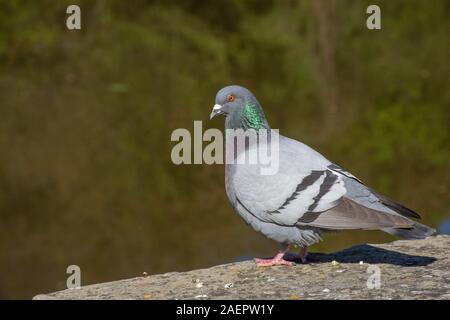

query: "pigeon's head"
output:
210 85 269 130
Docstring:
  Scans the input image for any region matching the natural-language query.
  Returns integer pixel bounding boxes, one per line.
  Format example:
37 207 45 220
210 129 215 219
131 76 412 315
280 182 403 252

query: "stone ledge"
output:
34 235 450 300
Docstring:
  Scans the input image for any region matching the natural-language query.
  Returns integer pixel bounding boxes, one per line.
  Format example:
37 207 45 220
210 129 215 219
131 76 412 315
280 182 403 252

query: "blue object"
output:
438 218 450 235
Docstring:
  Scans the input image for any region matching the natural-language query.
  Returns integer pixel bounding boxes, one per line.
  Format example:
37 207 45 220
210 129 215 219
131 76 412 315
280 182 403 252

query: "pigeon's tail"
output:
383 221 436 240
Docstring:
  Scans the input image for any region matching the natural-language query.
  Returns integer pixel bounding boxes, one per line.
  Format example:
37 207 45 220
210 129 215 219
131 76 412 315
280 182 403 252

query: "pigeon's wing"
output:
295 164 416 230
233 166 346 226
233 164 413 229
235 165 351 224
296 196 414 230
231 137 348 226
328 163 420 218
232 136 414 230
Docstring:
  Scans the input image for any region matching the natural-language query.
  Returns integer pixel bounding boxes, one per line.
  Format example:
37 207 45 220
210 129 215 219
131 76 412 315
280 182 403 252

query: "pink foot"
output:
254 252 294 267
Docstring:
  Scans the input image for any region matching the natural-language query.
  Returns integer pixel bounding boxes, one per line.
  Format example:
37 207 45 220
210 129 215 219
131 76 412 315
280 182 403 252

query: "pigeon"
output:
209 85 435 266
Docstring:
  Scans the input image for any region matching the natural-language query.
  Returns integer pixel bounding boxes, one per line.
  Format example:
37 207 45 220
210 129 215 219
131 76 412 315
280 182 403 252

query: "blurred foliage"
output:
0 0 449 298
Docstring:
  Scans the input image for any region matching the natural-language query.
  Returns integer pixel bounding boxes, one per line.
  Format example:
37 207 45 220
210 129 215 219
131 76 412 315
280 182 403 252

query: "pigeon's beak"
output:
209 104 224 120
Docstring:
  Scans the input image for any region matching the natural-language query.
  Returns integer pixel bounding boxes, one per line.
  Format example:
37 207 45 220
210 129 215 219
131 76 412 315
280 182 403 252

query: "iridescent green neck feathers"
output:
243 103 266 130
226 101 268 131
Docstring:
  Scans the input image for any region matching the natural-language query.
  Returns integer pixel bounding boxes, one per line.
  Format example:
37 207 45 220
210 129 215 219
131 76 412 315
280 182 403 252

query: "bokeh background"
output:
0 0 449 299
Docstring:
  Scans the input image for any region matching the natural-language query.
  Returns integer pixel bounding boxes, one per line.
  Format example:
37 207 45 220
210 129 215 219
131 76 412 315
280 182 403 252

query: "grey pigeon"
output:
210 85 435 266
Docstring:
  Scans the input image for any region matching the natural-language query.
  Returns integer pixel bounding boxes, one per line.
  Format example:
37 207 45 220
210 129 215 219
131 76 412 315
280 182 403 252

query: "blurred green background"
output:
0 0 449 299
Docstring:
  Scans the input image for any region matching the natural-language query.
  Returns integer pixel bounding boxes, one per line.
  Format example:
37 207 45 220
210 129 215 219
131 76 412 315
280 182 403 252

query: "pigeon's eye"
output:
227 94 236 102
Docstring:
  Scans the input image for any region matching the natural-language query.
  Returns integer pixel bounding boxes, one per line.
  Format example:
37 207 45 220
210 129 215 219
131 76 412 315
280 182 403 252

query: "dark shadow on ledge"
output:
285 244 437 267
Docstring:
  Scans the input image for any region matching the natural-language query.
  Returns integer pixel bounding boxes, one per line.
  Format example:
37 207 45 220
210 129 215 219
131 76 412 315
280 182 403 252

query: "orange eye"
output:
227 94 236 102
